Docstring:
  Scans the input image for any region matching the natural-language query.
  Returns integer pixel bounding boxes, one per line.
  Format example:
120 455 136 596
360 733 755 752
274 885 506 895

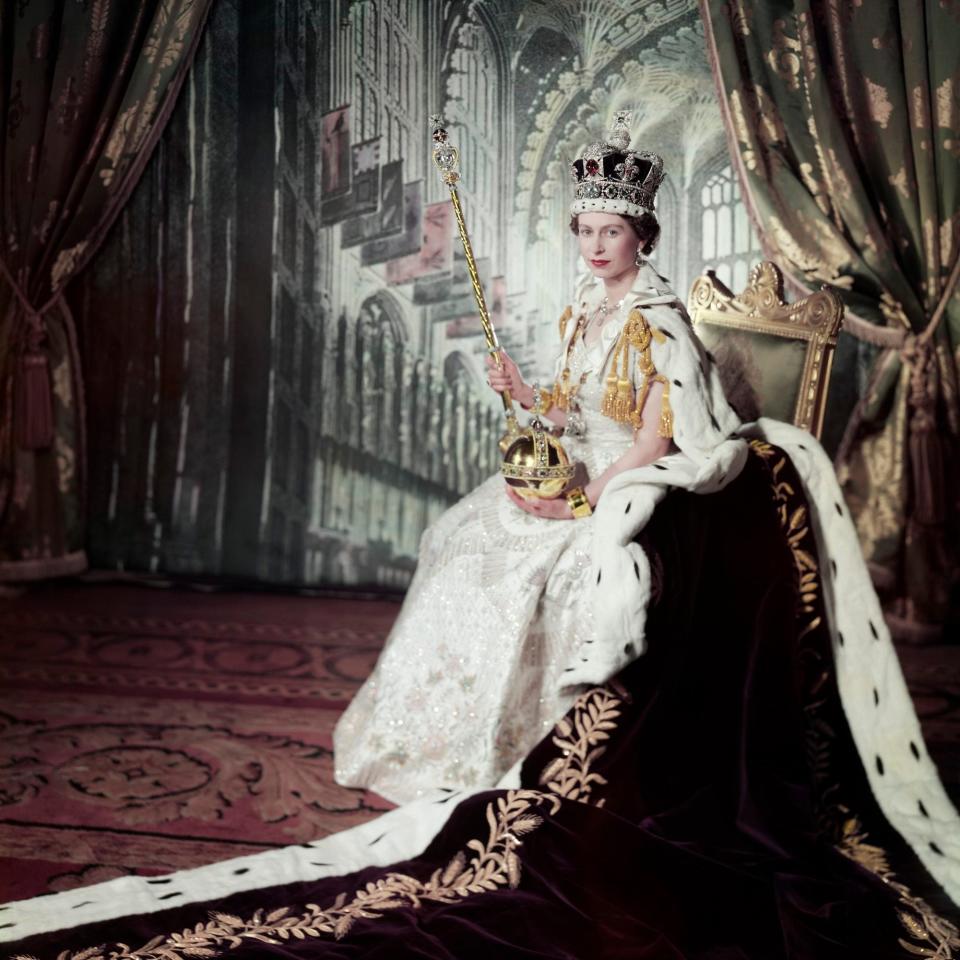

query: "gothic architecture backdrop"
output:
74 0 758 588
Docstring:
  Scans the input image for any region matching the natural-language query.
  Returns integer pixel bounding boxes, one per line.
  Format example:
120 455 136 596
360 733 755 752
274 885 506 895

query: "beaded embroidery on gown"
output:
333 330 636 804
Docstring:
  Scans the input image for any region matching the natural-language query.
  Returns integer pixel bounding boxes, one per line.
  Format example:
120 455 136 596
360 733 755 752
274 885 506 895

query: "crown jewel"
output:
570 111 665 218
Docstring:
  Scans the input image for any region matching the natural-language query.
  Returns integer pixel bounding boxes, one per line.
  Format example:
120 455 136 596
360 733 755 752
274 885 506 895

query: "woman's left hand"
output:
505 485 573 519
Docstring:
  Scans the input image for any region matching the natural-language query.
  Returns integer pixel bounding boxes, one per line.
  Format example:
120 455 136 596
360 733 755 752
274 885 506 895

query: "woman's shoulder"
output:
625 263 684 310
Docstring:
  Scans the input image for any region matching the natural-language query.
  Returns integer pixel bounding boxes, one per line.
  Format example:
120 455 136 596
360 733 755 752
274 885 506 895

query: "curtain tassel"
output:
909 427 944 526
906 340 944 526
16 331 54 451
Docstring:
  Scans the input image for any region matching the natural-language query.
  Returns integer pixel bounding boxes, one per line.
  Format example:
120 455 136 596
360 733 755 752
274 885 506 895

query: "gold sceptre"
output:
429 115 575 499
429 114 519 451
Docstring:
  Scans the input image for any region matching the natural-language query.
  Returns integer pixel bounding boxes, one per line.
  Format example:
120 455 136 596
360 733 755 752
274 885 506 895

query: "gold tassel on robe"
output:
601 308 673 438
600 329 635 422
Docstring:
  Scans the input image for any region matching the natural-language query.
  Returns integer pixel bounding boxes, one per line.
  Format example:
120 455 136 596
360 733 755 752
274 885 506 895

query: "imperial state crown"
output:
570 111 665 219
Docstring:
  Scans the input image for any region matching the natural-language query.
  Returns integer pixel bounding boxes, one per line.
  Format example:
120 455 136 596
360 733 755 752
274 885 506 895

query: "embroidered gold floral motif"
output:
539 686 623 805
866 77 894 129
751 441 958 957
51 359 73 410
765 213 854 290
37 687 626 959
766 17 802 91
728 83 787 177
144 0 199 69
749 440 820 638
837 818 960 957
25 790 562 959
54 434 76 496
99 103 141 187
936 75 955 129
50 241 88 291
888 165 910 202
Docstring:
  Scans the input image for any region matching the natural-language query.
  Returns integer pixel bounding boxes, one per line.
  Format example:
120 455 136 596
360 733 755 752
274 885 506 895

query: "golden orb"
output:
499 417 575 500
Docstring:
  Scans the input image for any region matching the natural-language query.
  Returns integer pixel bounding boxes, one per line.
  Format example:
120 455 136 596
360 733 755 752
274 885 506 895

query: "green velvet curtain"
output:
0 0 213 580
701 0 960 637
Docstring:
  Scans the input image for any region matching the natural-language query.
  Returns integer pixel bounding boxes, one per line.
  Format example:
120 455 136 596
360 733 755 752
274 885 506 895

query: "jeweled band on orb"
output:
501 461 575 481
566 486 593 518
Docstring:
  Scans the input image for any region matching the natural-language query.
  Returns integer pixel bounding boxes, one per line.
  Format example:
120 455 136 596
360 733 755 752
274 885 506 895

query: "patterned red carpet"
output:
0 583 397 902
0 582 957 904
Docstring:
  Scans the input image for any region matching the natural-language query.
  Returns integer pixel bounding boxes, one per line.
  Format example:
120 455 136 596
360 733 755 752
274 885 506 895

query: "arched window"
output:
697 164 760 292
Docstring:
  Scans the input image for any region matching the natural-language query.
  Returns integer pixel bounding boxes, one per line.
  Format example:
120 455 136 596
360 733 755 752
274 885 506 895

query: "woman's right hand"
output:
484 349 532 407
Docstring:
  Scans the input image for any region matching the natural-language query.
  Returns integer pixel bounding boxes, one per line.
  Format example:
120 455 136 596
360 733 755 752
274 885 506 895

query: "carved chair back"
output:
687 261 843 438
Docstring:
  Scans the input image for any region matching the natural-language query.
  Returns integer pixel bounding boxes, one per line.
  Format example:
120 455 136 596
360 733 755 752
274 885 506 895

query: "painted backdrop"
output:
74 0 778 588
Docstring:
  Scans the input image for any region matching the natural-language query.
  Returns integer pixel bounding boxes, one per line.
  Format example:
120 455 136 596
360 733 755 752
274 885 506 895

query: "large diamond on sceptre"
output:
429 115 574 500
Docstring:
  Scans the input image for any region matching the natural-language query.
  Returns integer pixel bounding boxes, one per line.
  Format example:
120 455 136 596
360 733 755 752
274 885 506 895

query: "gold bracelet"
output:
566 486 593 519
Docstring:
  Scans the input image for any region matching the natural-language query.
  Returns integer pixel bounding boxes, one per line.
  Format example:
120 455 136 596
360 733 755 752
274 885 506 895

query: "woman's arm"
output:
506 379 672 520
584 379 672 505
484 350 568 427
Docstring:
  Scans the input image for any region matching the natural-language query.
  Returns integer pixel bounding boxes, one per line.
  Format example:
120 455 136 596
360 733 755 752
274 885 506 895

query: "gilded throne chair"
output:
687 261 844 439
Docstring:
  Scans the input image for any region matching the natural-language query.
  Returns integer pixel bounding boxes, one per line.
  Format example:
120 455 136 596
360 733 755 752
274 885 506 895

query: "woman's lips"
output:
590 259 610 266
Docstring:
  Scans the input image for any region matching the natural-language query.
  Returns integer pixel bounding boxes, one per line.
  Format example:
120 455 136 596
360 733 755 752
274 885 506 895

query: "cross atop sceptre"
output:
429 115 460 185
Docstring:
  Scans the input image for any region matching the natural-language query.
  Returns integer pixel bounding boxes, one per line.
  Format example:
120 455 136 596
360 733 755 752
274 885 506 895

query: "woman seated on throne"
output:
333 129 695 802
10 116 959 959
321 114 960 953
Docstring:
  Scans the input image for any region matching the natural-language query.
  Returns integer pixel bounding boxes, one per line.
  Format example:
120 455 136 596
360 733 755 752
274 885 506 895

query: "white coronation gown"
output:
333 327 637 804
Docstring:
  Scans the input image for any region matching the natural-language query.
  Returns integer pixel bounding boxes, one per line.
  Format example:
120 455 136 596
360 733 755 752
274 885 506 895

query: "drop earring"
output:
634 247 646 267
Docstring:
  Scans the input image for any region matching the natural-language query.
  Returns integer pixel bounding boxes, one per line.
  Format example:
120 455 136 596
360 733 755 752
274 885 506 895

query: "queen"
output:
333 116 742 804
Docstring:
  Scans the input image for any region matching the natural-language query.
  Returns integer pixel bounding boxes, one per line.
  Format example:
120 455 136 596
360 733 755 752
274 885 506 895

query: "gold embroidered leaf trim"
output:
539 686 623 805
39 682 626 959
37 788 563 959
749 439 821 635
751 440 959 958
838 818 960 957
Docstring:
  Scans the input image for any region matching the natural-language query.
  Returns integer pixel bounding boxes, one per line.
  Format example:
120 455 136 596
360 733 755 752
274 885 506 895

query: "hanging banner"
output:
351 137 381 212
321 136 381 225
377 160 405 236
320 105 351 197
341 159 404 248
385 200 453 285
360 180 423 266
412 273 452 304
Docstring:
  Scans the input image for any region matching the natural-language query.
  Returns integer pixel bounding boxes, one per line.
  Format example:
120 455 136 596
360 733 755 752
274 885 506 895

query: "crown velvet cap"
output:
570 112 665 219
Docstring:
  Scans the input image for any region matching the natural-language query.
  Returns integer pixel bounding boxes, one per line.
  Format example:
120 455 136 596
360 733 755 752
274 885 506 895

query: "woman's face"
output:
575 213 639 281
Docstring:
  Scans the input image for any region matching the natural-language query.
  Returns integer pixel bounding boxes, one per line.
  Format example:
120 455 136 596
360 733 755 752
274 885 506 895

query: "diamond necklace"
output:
598 294 627 319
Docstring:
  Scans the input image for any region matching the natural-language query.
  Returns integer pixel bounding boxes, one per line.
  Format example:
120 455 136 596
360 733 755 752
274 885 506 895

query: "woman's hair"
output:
569 211 661 256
